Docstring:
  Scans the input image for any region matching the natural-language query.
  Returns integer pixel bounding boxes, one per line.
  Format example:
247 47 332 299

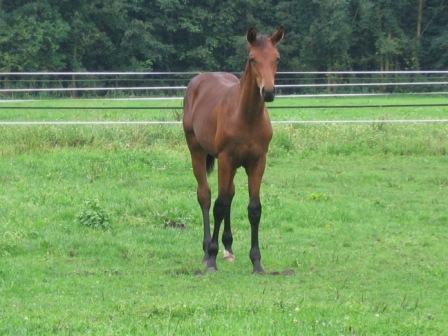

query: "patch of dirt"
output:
167 268 204 276
163 219 187 230
268 268 295 276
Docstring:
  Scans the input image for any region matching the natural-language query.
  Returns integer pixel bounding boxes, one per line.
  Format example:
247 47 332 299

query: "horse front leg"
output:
246 156 267 274
206 155 236 272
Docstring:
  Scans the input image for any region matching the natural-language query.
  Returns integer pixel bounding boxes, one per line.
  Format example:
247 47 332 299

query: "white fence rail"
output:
1 70 447 96
1 82 448 93
1 71 447 126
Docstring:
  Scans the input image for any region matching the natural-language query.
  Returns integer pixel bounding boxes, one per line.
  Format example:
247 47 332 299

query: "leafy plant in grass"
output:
77 199 111 230
152 208 192 230
306 192 330 202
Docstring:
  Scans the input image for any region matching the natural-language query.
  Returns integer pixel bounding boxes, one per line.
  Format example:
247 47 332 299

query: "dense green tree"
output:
0 0 446 71
421 0 448 69
0 1 69 71
299 0 352 71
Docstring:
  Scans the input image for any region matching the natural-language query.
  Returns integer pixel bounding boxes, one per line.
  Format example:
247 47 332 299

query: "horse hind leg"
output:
222 182 235 262
186 137 212 265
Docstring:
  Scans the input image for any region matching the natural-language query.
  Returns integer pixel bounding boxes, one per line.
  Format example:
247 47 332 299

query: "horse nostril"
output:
262 89 275 102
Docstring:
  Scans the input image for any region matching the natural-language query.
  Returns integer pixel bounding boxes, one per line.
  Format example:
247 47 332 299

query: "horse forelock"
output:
247 35 271 49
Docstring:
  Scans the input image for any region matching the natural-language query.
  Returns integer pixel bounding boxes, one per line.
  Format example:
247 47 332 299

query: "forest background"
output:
0 0 447 72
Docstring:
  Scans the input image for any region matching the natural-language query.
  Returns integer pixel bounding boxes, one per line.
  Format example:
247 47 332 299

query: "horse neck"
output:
238 62 265 121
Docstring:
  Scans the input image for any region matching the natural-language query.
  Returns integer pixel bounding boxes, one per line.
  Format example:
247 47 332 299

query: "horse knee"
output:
248 201 262 225
213 197 230 220
229 185 235 200
197 186 211 209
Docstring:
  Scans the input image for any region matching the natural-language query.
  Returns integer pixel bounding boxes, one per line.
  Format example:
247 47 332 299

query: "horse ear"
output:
246 27 257 45
270 26 285 45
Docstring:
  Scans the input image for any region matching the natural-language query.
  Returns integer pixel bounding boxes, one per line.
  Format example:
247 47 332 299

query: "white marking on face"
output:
259 80 265 98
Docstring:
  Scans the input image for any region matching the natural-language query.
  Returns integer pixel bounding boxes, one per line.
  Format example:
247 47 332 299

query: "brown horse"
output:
183 27 284 273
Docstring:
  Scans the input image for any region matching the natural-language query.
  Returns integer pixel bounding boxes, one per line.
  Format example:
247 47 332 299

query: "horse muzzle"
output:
262 87 275 102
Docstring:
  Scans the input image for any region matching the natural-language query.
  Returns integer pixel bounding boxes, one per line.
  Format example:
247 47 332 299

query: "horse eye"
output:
250 58 257 65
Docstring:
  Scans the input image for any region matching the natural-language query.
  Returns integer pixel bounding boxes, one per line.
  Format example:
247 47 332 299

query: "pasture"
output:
1 96 448 334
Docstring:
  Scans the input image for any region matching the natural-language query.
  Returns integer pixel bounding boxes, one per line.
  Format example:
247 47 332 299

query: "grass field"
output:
1 96 448 334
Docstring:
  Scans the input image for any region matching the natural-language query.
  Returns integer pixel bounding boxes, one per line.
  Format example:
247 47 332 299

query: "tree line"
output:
0 0 447 72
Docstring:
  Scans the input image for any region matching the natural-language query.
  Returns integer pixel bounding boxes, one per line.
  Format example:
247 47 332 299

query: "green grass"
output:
1 97 448 334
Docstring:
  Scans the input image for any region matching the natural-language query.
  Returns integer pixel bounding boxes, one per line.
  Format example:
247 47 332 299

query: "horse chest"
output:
220 129 270 164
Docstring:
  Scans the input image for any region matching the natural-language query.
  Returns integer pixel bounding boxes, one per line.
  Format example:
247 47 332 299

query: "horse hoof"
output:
202 253 211 266
252 267 265 275
206 266 217 273
223 250 235 262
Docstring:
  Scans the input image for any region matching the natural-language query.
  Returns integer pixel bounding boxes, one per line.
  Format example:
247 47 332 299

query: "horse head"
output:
246 26 285 102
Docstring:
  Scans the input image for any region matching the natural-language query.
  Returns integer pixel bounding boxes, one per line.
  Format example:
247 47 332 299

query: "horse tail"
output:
206 154 215 175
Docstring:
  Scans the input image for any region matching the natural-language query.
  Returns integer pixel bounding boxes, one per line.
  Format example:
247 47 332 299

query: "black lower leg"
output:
221 201 233 254
248 200 264 273
198 186 211 263
222 221 233 254
202 208 211 263
206 197 228 270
